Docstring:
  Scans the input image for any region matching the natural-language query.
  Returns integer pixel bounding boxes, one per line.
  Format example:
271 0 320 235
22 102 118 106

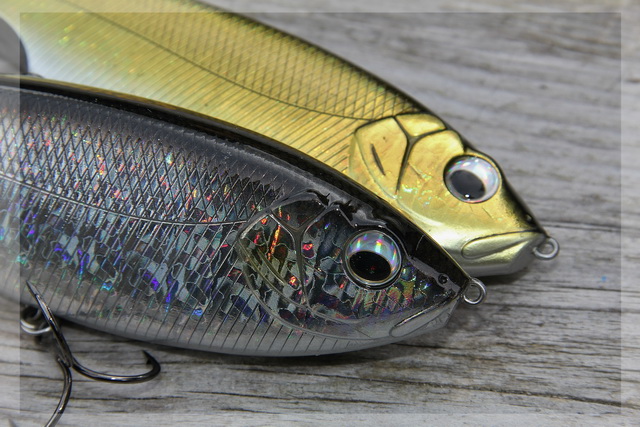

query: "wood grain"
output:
1 1 636 425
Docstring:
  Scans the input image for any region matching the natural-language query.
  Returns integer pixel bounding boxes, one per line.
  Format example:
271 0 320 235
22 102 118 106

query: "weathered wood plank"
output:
621 4 640 420
1 1 636 425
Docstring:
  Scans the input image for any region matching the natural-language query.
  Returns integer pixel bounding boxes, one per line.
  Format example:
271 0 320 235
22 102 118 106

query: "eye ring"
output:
444 156 500 203
343 230 402 289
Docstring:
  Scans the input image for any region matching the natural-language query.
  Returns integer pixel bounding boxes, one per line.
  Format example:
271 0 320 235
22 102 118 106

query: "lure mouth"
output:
389 277 486 338
460 230 558 276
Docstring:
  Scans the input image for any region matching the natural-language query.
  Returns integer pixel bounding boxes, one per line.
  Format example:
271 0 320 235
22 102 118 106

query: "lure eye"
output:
344 230 402 288
445 156 500 203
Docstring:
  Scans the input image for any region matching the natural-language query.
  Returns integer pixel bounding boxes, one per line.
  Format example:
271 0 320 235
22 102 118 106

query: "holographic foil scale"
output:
0 84 473 356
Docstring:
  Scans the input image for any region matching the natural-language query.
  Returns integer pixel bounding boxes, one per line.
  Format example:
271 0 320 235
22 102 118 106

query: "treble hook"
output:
20 281 161 427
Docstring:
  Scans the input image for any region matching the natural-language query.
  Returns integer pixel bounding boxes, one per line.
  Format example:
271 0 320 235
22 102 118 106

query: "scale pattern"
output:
2 0 418 172
0 87 465 355
0 88 299 354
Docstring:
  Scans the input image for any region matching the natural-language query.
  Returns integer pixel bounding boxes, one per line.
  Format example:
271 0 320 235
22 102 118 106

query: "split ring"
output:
533 236 559 260
463 278 486 305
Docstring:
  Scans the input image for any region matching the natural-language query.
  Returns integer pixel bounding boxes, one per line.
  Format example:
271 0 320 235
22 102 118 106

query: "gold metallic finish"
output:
0 0 555 275
350 114 546 275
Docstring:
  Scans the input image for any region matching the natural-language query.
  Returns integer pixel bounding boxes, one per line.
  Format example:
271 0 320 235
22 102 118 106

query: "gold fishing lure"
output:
0 0 558 275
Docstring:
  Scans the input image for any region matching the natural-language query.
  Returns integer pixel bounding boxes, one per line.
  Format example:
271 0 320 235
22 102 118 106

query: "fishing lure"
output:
0 0 558 276
0 79 485 358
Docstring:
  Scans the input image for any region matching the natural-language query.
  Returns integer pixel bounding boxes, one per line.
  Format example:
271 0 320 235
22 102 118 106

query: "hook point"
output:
141 350 162 380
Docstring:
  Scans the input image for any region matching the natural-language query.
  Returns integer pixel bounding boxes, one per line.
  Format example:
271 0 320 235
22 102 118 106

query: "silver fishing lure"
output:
0 79 485 357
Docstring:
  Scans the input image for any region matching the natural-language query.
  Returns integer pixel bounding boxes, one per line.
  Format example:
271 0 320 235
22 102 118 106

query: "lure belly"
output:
0 0 557 276
0 81 479 356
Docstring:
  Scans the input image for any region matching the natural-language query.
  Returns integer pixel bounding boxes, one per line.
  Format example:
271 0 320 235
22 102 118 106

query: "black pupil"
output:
450 170 485 200
348 251 392 283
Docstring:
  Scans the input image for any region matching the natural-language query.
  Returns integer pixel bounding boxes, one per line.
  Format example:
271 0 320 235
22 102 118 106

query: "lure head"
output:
349 114 556 276
236 192 473 351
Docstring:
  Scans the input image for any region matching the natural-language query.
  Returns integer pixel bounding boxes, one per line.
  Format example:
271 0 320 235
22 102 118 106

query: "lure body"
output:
0 0 556 276
0 82 473 356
